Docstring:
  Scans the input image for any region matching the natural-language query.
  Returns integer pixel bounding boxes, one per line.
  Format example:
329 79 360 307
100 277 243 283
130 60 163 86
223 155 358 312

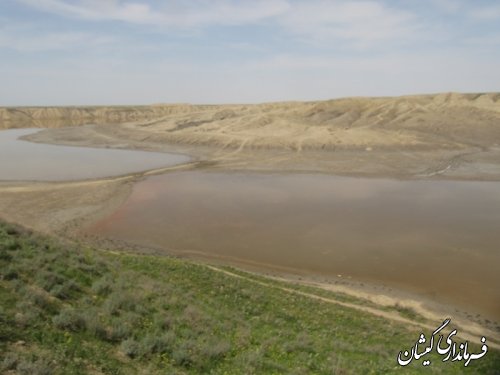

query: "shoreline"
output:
2 168 499 346
80 232 500 349
1 124 499 348
14 122 500 182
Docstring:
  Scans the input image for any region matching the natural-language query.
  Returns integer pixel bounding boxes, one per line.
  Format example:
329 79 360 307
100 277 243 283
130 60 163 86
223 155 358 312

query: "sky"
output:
1 0 499 105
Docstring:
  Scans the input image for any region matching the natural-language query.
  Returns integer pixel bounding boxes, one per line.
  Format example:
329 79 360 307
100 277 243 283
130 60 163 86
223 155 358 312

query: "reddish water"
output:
88 171 500 320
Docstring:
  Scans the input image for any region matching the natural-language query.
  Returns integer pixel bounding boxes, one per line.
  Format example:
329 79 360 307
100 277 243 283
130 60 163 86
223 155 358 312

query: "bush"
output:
284 333 315 354
106 321 132 342
24 289 53 311
1 352 19 371
104 292 138 315
14 309 41 328
120 338 140 358
16 357 53 375
171 346 194 368
201 339 231 361
153 314 174 330
82 312 107 340
0 250 13 262
50 280 81 300
52 309 85 331
139 331 175 356
3 266 19 280
14 312 29 328
91 277 114 296
5 238 22 251
36 271 65 292
6 226 21 236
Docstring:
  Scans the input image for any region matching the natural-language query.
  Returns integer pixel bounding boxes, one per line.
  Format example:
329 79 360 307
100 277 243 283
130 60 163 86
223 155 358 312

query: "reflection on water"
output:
0 129 190 181
89 171 500 319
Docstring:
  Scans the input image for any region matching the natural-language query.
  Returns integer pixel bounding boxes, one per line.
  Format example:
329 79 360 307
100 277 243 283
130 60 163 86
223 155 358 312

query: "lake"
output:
0 128 190 181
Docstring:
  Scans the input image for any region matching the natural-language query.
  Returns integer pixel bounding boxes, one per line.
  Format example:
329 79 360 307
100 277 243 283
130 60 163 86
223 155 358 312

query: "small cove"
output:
0 128 190 181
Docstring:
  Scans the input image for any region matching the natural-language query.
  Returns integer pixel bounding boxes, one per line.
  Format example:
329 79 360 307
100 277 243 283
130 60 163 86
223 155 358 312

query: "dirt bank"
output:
11 92 500 180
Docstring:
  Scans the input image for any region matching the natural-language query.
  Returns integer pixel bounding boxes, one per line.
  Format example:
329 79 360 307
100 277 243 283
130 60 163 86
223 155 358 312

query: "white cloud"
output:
16 0 290 27
426 0 463 13
0 33 109 52
463 34 500 47
3 0 499 105
280 1 417 44
0 21 114 51
470 4 500 20
16 0 424 47
3 47 498 106
16 0 161 23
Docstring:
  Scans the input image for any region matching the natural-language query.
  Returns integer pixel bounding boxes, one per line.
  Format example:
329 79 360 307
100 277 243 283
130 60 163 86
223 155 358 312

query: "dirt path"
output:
205 265 500 350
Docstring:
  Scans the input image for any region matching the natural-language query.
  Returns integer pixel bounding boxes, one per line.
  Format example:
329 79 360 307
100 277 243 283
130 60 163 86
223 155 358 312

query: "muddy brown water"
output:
0 128 190 181
87 171 500 320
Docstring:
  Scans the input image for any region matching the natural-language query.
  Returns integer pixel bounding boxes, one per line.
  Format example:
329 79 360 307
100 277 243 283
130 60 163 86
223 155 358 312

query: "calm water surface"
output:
0 128 190 181
89 171 500 320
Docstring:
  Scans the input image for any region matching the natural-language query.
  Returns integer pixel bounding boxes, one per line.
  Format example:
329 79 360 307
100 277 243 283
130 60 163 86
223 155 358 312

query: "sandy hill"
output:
1 93 499 152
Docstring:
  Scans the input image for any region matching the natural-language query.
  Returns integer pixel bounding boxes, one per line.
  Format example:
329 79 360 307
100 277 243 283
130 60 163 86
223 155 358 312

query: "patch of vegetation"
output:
218 266 428 323
0 220 499 374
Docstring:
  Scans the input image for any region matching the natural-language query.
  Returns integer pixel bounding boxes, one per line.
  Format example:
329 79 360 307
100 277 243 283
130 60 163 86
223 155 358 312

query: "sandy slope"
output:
2 93 499 149
6 92 499 180
117 92 500 151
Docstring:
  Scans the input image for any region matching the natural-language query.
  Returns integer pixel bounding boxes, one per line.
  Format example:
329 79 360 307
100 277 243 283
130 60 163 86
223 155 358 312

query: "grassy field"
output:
0 220 498 374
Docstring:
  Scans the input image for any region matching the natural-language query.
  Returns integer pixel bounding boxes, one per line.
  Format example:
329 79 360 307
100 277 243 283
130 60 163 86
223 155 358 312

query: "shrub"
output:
171 347 193 368
0 250 13 262
393 303 418 320
139 331 175 356
13 312 29 327
153 314 174 330
82 312 107 340
14 309 41 328
119 311 142 327
3 266 19 280
5 226 21 236
5 238 22 251
52 309 85 331
36 271 65 292
91 277 114 296
50 280 81 300
106 321 132 342
120 339 140 358
76 261 101 277
104 292 138 315
284 333 315 354
24 289 53 311
1 352 19 371
16 357 53 375
237 350 264 372
201 339 231 361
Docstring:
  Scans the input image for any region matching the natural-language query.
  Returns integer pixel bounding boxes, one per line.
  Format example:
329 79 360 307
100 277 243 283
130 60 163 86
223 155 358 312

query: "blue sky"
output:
1 0 499 105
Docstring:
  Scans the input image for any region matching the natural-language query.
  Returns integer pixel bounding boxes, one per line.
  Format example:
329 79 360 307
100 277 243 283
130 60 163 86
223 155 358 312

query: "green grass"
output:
216 266 429 322
0 220 499 374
